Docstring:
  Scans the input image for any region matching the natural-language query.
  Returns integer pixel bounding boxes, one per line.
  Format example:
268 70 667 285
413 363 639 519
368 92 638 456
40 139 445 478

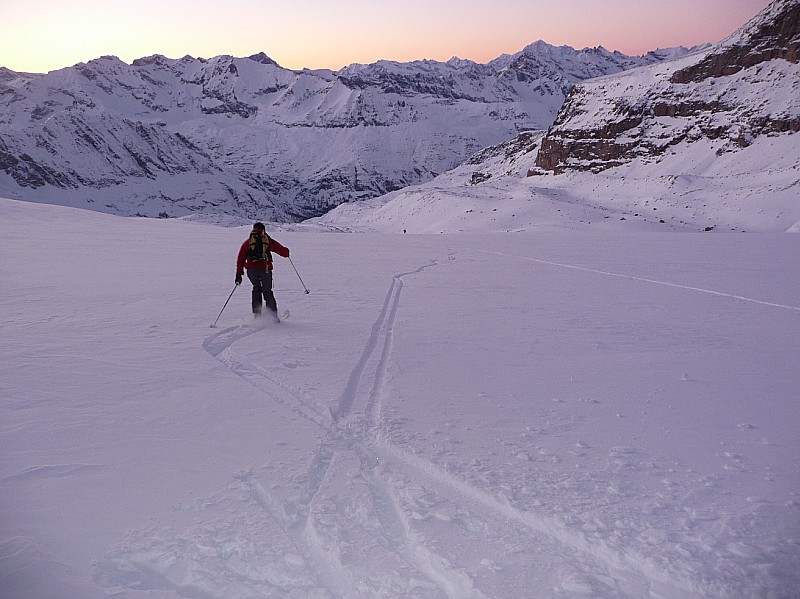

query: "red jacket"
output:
236 232 289 274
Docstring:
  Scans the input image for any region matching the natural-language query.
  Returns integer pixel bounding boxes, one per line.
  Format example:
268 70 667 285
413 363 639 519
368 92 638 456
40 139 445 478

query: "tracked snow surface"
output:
1 196 799 599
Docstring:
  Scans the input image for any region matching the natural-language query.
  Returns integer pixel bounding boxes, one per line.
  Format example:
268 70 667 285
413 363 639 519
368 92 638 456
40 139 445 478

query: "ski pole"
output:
210 284 238 328
289 256 310 294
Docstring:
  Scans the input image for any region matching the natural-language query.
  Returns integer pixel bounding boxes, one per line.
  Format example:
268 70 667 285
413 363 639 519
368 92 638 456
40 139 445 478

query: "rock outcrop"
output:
534 0 800 175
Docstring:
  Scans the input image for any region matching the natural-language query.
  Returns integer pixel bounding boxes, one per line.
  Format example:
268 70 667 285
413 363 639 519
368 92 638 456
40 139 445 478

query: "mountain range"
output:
534 0 800 174
0 41 695 220
311 0 799 233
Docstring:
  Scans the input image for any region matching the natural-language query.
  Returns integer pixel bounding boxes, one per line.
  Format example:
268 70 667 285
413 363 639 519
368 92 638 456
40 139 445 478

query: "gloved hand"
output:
286 249 290 258
235 273 242 285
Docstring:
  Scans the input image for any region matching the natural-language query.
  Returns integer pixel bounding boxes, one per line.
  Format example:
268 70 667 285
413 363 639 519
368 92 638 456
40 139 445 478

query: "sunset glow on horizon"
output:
2 0 774 74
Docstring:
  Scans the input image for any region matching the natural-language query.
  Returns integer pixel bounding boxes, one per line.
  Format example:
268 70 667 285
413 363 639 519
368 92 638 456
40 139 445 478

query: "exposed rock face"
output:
0 43 683 220
671 0 800 83
534 0 800 175
534 89 647 172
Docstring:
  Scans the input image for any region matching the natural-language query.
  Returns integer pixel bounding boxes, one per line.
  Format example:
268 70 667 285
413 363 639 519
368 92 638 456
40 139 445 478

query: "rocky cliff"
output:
534 0 800 175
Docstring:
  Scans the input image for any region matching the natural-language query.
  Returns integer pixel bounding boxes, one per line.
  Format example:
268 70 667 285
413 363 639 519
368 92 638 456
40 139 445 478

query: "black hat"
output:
253 222 265 231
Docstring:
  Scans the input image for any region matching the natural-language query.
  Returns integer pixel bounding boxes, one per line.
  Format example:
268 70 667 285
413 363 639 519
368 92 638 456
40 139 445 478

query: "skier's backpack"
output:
247 231 272 263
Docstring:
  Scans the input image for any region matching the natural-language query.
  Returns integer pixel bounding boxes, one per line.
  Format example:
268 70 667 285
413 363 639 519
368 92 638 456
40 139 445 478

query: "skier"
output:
235 222 290 320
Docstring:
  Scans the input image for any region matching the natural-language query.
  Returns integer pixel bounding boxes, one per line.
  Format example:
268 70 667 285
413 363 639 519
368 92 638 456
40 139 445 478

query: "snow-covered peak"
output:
130 53 174 67
721 0 799 48
247 51 279 66
521 39 572 56
445 56 477 68
672 0 799 82
0 67 40 84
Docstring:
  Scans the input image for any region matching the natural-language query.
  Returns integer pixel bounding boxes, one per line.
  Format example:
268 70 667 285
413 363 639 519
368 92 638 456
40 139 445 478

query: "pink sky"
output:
2 0 774 73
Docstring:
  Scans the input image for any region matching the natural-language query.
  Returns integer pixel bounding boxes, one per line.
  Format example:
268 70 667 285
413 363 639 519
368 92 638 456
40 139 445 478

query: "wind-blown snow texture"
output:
0 43 690 220
2 196 799 599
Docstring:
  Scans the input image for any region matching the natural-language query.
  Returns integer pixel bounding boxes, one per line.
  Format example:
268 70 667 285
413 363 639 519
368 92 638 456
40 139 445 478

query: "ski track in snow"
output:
478 250 800 312
203 260 492 599
96 255 750 599
203 322 331 429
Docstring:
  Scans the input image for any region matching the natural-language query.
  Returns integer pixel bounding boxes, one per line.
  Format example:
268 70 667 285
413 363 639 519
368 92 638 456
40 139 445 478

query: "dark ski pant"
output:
247 269 277 314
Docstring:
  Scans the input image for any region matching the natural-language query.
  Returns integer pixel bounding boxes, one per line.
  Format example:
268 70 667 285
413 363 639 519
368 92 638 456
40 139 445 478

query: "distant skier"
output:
235 222 290 320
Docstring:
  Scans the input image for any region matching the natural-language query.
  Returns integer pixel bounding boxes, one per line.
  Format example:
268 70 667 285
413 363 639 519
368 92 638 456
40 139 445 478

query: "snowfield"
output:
1 196 799 599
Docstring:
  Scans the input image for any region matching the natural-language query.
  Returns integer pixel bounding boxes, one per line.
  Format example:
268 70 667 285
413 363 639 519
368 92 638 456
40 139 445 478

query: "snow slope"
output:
2 196 799 598
310 124 800 234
